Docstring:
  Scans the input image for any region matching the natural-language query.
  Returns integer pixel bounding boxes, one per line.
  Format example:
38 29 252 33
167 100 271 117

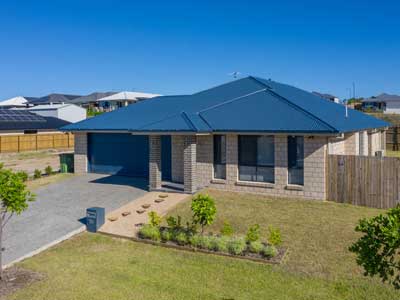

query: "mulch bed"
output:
133 237 287 265
0 267 43 299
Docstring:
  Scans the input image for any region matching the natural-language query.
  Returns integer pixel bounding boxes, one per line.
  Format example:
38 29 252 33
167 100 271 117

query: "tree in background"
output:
0 164 35 280
349 206 400 289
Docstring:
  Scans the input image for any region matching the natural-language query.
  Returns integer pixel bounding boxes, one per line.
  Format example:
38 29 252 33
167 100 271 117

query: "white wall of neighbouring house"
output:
385 101 400 114
57 105 86 123
29 104 86 123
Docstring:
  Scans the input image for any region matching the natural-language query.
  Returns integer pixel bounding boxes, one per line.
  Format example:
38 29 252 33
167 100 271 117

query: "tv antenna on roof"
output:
228 71 241 79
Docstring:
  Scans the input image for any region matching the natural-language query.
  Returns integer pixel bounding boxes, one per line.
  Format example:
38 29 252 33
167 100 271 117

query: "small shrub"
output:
166 215 182 229
246 224 261 243
161 229 173 242
17 171 28 182
248 241 264 254
189 234 202 248
228 237 247 255
212 236 230 252
138 225 161 241
33 169 41 179
268 226 282 246
191 194 217 233
45 165 53 176
175 231 188 245
198 235 213 249
148 211 162 227
262 245 278 258
220 221 234 236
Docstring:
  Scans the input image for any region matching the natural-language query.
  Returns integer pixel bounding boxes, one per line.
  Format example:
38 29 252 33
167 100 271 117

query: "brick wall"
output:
183 135 197 193
74 132 88 173
369 131 383 155
171 135 184 183
344 132 359 155
149 135 161 190
196 135 213 189
195 134 328 200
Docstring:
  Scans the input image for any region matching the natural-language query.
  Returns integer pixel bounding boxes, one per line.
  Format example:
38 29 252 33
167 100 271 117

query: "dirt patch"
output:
0 267 43 299
0 149 72 175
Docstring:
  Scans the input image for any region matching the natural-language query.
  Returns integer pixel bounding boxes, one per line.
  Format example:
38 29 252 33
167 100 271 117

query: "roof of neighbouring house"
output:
26 103 82 111
28 93 82 105
62 76 389 134
97 91 161 102
0 109 70 131
69 92 118 104
0 96 29 107
363 93 400 103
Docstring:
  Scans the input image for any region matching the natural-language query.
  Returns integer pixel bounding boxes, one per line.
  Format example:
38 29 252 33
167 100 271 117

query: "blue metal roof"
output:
62 77 389 134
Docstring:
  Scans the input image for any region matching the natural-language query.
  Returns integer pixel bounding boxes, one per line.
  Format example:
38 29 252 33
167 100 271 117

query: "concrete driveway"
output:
3 173 148 266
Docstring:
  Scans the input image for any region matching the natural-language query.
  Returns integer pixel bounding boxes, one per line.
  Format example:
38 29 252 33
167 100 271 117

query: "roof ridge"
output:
180 112 198 131
197 88 267 114
249 76 338 133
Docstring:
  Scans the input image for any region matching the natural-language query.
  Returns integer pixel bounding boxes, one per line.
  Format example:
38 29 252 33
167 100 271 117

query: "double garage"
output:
87 133 171 180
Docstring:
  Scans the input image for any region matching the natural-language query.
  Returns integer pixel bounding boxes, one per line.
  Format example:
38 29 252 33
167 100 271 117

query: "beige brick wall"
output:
369 131 383 155
196 135 213 189
328 132 366 156
171 135 184 183
149 135 161 190
74 132 87 173
195 134 328 200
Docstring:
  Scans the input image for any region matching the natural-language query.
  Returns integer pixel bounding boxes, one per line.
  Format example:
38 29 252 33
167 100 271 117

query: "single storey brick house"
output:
62 76 389 200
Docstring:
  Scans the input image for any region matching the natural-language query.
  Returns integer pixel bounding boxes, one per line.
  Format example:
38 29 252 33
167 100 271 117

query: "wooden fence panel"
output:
0 133 74 153
386 126 400 151
327 155 400 209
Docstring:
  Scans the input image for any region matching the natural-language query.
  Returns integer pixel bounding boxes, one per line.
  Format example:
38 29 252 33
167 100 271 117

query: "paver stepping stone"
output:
154 198 164 203
136 209 146 214
108 216 118 222
122 211 131 217
159 194 168 198
142 204 151 209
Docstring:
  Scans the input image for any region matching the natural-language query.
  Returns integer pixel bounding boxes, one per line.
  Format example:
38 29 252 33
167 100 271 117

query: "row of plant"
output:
17 165 55 181
138 194 283 260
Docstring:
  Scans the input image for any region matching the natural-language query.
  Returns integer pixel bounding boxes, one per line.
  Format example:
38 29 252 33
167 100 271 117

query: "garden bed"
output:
0 267 43 299
134 233 287 264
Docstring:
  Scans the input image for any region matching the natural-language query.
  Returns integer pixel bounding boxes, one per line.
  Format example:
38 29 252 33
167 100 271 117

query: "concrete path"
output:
3 173 148 266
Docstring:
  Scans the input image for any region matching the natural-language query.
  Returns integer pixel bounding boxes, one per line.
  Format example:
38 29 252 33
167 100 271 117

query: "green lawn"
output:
9 190 400 299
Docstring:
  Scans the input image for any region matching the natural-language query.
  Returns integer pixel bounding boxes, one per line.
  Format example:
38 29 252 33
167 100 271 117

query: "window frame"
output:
213 135 226 179
287 136 304 186
238 135 275 184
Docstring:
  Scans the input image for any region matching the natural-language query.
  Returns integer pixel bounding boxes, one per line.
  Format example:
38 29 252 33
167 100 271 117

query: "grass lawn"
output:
8 190 400 299
386 150 400 158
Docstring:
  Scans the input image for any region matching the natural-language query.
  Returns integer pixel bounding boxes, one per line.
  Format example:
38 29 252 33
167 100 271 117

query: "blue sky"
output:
0 0 399 100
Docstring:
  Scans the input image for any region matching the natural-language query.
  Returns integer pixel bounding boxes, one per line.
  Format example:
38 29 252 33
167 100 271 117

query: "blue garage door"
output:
88 133 149 177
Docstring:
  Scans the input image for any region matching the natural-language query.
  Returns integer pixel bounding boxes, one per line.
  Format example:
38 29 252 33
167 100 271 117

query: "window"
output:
288 136 304 185
238 135 275 183
213 135 226 179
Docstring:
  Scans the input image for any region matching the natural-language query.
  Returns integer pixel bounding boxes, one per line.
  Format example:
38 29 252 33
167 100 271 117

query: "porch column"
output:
74 132 87 174
183 135 197 193
149 135 162 190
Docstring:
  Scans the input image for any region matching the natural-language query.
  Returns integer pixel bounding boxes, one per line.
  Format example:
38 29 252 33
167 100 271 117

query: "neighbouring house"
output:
362 93 400 114
28 93 82 105
0 109 70 135
69 92 118 109
312 91 340 103
95 91 161 111
24 103 86 123
62 76 389 200
0 96 37 108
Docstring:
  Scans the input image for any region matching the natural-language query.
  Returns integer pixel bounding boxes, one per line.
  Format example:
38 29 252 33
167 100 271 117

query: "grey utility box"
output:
86 207 105 232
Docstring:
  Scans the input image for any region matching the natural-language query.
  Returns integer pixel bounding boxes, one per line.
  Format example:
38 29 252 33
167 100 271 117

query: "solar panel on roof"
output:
0 110 46 122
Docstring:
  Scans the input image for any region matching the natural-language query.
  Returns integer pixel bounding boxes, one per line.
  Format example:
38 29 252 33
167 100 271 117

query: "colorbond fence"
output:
0 133 74 153
327 155 400 209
